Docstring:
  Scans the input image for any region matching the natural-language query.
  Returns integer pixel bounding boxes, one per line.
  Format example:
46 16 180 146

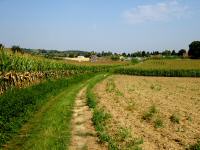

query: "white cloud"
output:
123 0 188 24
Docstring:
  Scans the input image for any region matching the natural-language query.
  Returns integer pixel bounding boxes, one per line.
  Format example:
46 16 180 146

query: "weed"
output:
186 115 192 122
126 138 143 150
187 140 200 150
142 105 157 121
149 105 157 114
106 79 116 93
154 118 164 128
93 108 111 132
170 113 180 124
126 101 136 111
115 89 124 97
150 84 161 91
114 127 143 150
116 128 131 142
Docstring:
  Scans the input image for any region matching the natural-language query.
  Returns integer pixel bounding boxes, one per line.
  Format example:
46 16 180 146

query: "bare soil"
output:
94 75 200 150
69 87 107 150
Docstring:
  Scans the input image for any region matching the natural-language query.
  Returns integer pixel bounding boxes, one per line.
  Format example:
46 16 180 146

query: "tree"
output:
111 55 119 61
0 43 4 50
178 49 186 56
171 50 177 56
162 50 171 56
122 52 127 57
142 51 146 57
68 53 75 58
188 41 200 58
11 45 22 53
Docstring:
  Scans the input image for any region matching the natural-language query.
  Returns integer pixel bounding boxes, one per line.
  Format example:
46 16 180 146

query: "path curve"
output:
69 87 107 150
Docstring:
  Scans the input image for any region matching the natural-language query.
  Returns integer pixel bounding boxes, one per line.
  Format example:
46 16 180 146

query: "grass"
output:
0 73 96 149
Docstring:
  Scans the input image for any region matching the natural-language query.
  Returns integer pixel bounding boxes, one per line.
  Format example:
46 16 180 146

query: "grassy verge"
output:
0 73 95 148
86 74 143 150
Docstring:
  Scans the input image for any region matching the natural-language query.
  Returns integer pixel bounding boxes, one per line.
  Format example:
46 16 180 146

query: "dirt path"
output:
69 87 106 150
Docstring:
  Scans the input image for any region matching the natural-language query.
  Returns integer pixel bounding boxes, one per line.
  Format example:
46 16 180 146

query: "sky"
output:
0 0 200 53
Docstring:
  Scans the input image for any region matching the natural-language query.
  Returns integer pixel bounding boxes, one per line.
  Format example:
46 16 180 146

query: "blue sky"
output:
0 0 200 52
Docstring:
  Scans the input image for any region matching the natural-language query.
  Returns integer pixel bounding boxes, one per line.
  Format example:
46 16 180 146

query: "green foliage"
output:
0 50 112 72
150 84 161 91
188 140 200 150
106 79 116 93
0 47 10 72
0 73 94 147
114 59 200 77
131 58 140 64
111 55 120 61
87 91 97 109
142 105 157 121
188 41 200 59
11 45 23 54
178 49 186 56
154 118 164 128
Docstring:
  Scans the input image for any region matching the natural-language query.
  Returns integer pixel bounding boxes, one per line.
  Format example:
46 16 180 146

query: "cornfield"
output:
0 49 112 94
114 59 200 77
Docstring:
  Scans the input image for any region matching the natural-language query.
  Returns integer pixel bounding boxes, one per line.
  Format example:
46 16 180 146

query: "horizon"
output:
0 0 200 53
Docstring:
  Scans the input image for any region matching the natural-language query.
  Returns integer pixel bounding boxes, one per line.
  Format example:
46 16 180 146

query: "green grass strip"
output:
0 73 95 148
5 78 88 150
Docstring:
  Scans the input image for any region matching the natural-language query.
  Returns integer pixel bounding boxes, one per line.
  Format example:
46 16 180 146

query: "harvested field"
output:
94 75 200 150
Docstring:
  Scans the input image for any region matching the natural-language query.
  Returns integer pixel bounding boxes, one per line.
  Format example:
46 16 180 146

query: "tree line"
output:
0 41 200 59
